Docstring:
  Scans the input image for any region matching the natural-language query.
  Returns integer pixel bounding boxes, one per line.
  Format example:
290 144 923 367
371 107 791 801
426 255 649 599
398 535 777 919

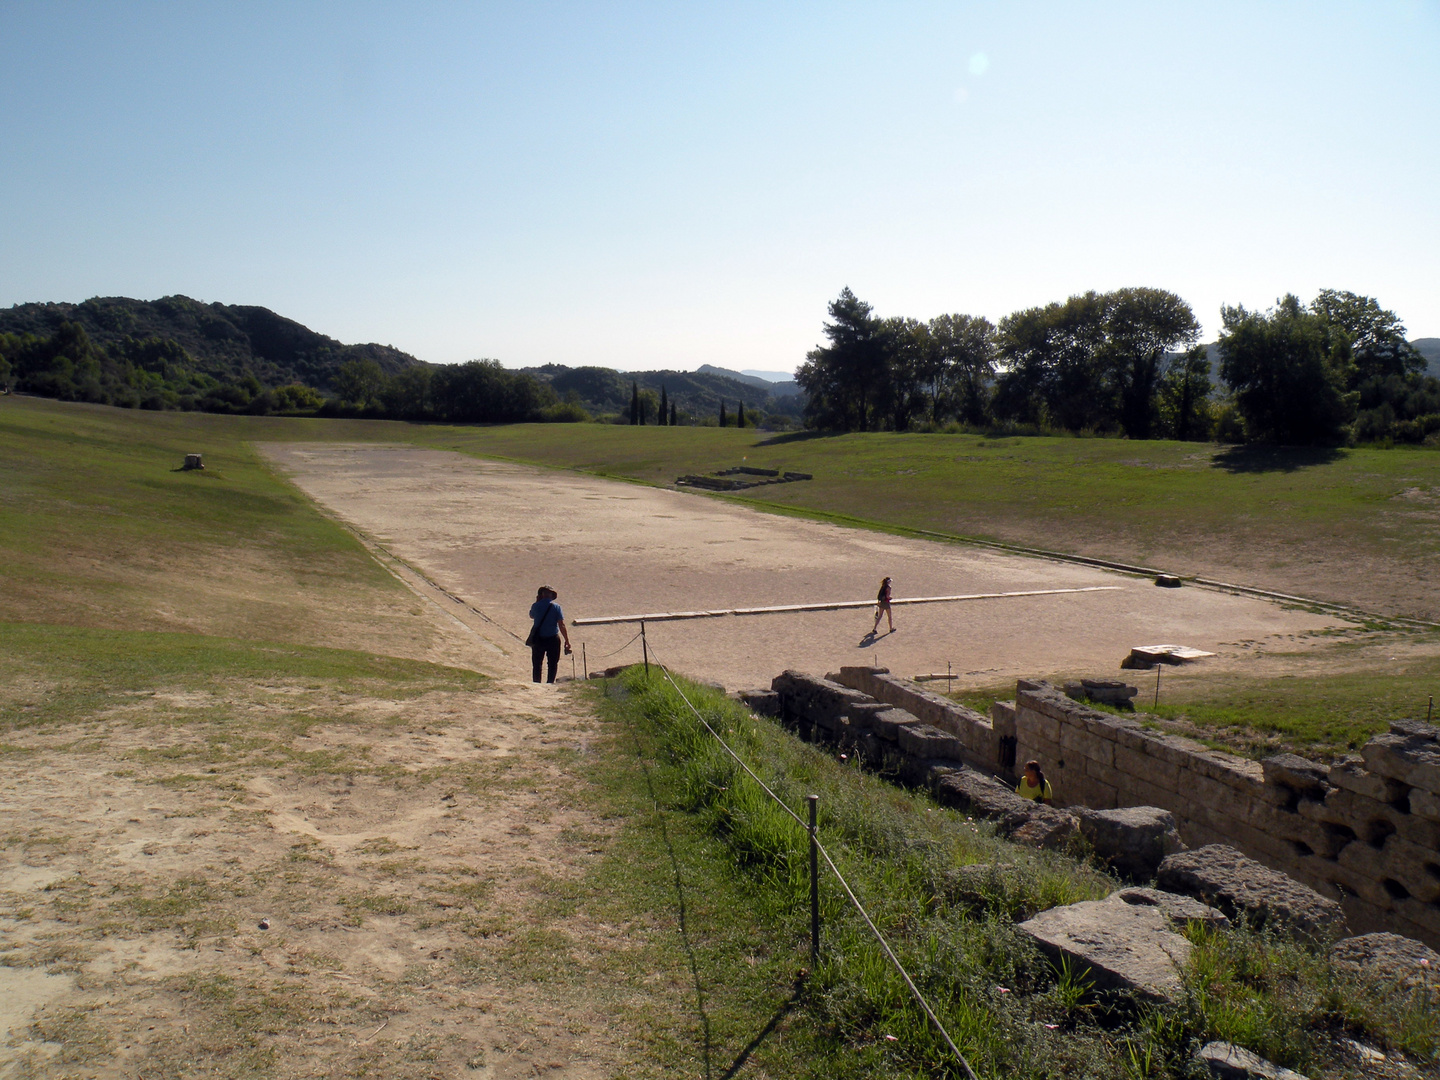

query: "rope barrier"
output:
644 643 980 1080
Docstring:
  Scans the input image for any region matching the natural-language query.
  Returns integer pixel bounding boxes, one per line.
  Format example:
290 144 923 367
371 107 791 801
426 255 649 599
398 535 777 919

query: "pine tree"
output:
737 400 746 428
630 382 639 425
660 385 669 426
719 401 727 426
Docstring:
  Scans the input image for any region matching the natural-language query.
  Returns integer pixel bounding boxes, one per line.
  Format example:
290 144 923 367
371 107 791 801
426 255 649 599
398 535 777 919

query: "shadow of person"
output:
858 630 878 648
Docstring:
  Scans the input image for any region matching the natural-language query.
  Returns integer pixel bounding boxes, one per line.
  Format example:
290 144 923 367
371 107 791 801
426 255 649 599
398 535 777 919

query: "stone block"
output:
870 707 921 741
1255 782 1300 808
1157 844 1348 938
732 689 781 717
1330 932 1440 989
1077 806 1187 880
1184 780 1255 830
1016 706 1062 747
1380 835 1440 903
1120 778 1185 818
1061 722 1115 768
1110 887 1228 929
1114 743 1180 791
1145 732 1210 768
1018 897 1192 1003
1322 859 1397 910
1077 774 1119 810
1005 808 1081 849
1396 810 1440 850
990 700 1016 738
1197 1042 1306 1080
931 768 1033 820
1391 897 1440 943
1328 758 1409 804
1109 723 1153 753
1412 789 1440 823
1362 731 1440 794
1261 753 1329 797
1189 751 1265 793
897 723 966 762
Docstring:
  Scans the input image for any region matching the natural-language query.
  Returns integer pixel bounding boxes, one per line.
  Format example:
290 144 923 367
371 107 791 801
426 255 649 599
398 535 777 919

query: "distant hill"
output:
696 363 801 397
523 363 804 420
0 295 421 392
1414 338 1440 379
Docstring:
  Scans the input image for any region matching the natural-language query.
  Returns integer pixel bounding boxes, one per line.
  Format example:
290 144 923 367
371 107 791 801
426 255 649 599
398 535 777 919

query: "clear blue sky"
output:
2 2 1437 373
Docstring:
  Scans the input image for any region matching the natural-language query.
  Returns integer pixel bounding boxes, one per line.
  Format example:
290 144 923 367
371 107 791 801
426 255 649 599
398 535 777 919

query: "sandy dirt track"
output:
261 445 1347 691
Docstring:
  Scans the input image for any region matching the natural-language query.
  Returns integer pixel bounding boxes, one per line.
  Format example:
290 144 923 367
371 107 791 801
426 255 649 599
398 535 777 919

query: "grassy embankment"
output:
592 667 1437 1077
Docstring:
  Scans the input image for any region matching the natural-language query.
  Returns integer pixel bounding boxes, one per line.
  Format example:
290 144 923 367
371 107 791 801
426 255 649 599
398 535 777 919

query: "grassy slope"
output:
591 668 1436 1078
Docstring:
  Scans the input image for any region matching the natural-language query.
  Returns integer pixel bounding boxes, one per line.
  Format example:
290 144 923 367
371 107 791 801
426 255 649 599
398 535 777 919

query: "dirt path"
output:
260 444 1350 693
0 670 632 1078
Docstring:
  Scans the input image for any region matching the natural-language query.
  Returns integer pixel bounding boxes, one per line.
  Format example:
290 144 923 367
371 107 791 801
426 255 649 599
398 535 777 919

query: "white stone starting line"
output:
572 586 1123 626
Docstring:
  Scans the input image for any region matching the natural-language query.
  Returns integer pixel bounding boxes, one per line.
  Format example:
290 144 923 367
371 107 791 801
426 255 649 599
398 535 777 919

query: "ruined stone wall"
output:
1013 681 1440 947
768 666 1440 946
831 667 1011 773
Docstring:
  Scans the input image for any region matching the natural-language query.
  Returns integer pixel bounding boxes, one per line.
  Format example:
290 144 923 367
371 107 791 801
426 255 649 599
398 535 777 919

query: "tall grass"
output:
599 667 1438 1078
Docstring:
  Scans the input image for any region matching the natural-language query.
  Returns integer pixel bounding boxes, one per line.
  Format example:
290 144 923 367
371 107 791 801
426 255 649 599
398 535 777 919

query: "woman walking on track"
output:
872 576 895 634
527 585 572 683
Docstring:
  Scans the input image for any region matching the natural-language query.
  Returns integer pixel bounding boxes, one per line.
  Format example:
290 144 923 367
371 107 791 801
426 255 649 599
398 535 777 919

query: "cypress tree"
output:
660 385 668 426
670 401 677 426
737 400 746 428
630 382 639 425
719 401 727 427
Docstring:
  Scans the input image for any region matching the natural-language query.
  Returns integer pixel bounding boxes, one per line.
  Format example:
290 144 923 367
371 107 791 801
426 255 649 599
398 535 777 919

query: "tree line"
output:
798 287 1438 445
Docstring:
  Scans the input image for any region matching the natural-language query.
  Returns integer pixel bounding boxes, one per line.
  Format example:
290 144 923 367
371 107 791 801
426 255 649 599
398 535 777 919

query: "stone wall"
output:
1012 680 1440 947
831 666 1012 773
769 666 1440 948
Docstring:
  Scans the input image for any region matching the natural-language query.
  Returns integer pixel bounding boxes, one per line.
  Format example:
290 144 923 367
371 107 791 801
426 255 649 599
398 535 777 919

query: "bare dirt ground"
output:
0 671 639 1079
260 445 1354 693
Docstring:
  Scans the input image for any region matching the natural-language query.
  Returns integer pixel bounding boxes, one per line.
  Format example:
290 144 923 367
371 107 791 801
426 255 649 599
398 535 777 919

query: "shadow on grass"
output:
1209 445 1346 473
719 977 805 1080
753 430 837 447
628 721 808 1080
632 729 717 1076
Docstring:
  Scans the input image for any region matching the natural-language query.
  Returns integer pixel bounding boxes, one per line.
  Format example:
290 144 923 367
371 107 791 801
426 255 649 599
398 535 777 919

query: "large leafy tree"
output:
1218 295 1357 444
928 313 996 426
797 288 891 431
994 289 1197 436
1099 287 1200 439
1311 289 1423 385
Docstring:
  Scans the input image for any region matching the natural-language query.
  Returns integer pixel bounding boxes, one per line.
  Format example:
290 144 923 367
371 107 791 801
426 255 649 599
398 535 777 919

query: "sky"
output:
2 2 1437 375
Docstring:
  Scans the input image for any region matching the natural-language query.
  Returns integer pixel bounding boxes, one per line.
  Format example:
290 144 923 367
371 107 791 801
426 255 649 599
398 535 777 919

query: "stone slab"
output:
1157 844 1347 939
1017 897 1192 1003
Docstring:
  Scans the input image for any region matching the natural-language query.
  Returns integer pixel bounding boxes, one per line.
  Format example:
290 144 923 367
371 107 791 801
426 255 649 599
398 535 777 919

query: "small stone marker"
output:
182 454 204 470
1196 1041 1307 1080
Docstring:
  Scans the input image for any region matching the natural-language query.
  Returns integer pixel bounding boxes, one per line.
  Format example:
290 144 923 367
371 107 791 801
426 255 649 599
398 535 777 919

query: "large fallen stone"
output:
1330 932 1440 990
1196 1041 1307 1080
931 767 1033 819
1110 887 1229 930
1017 895 1193 1003
1156 845 1347 939
1076 806 1186 880
1003 806 1081 851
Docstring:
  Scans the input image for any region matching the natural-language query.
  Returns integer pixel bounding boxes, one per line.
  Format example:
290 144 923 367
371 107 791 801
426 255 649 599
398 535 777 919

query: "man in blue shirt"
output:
528 585 572 683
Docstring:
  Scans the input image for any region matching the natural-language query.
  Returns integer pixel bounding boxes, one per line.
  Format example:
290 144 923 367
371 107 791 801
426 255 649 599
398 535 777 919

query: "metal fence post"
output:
641 620 649 676
808 794 819 970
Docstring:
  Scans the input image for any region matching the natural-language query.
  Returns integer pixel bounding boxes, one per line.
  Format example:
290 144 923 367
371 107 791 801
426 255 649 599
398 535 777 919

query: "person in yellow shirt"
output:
1016 760 1053 805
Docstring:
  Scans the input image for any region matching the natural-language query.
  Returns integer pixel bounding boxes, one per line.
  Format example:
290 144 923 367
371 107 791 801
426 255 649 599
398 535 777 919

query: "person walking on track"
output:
527 585 572 683
872 576 895 635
